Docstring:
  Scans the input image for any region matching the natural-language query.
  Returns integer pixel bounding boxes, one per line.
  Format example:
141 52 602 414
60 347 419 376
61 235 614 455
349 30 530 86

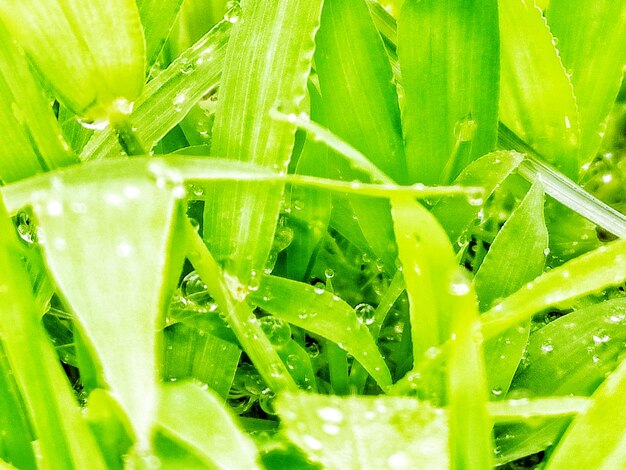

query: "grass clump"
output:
0 0 625 468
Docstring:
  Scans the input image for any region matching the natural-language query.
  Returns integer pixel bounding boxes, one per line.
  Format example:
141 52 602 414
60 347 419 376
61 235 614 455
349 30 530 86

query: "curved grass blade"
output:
0 22 76 183
31 171 185 450
0 0 145 121
475 181 548 397
137 0 185 69
511 298 626 397
482 239 626 340
0 198 106 469
488 397 589 423
398 0 499 184
275 393 448 470
251 275 392 390
498 0 579 178
432 150 524 246
546 0 626 166
203 0 324 283
546 357 626 469
159 382 261 470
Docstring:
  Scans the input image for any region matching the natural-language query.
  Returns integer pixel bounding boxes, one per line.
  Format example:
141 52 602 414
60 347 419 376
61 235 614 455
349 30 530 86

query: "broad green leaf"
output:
475 182 548 396
498 0 579 178
547 0 626 165
0 22 77 183
164 322 241 399
432 150 524 245
275 393 449 470
0 197 106 469
30 168 185 448
0 345 36 470
398 0 499 184
546 357 626 469
446 269 493 469
511 298 626 397
137 0 185 68
251 275 393 390
391 197 458 357
0 0 145 121
203 0 323 283
159 382 261 470
481 239 626 340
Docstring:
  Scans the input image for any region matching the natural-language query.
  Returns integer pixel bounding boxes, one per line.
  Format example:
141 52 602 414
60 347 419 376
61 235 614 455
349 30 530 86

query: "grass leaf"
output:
275 393 449 469
546 357 626 469
203 0 324 283
31 170 185 448
0 22 77 183
159 382 261 470
482 239 626 340
251 275 393 390
546 0 626 165
498 0 579 178
137 0 185 69
475 181 548 396
398 0 499 184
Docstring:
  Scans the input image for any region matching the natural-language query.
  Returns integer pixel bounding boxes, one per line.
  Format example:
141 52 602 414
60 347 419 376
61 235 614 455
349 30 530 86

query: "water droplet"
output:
78 117 109 130
47 200 63 216
491 387 503 397
259 316 291 348
324 268 335 280
541 342 554 353
273 226 294 252
313 282 326 295
173 93 186 112
16 212 36 244
224 1 242 23
387 452 410 469
322 424 340 435
181 271 216 311
301 435 322 451
179 57 195 75
592 334 610 344
316 406 343 423
117 241 134 257
467 189 484 206
449 270 471 296
355 303 375 325
306 342 320 358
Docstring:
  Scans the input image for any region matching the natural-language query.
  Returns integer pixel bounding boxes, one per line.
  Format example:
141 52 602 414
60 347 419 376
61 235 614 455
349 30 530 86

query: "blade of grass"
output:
546 0 626 166
432 150 524 246
546 357 626 469
475 181 548 397
251 275 393 391
398 0 499 184
159 382 261 470
203 0 324 284
511 298 626 396
314 0 406 271
184 221 298 392
446 269 493 469
488 397 590 423
498 0 579 178
163 322 241 399
481 239 626 340
0 197 106 469
0 0 145 121
0 22 77 183
275 393 449 469
137 0 185 69
31 171 186 450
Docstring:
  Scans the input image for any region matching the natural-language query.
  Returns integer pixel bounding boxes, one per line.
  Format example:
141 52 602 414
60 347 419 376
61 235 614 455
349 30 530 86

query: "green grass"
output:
0 0 625 468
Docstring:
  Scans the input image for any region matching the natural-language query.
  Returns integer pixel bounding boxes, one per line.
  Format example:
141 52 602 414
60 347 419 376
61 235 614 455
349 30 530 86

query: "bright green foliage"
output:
0 0 624 468
275 393 449 469
546 357 626 469
158 382 261 469
476 182 548 396
0 23 77 183
398 0 499 184
30 165 185 449
203 0 324 283
0 0 145 121
547 1 626 166
498 0 580 178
